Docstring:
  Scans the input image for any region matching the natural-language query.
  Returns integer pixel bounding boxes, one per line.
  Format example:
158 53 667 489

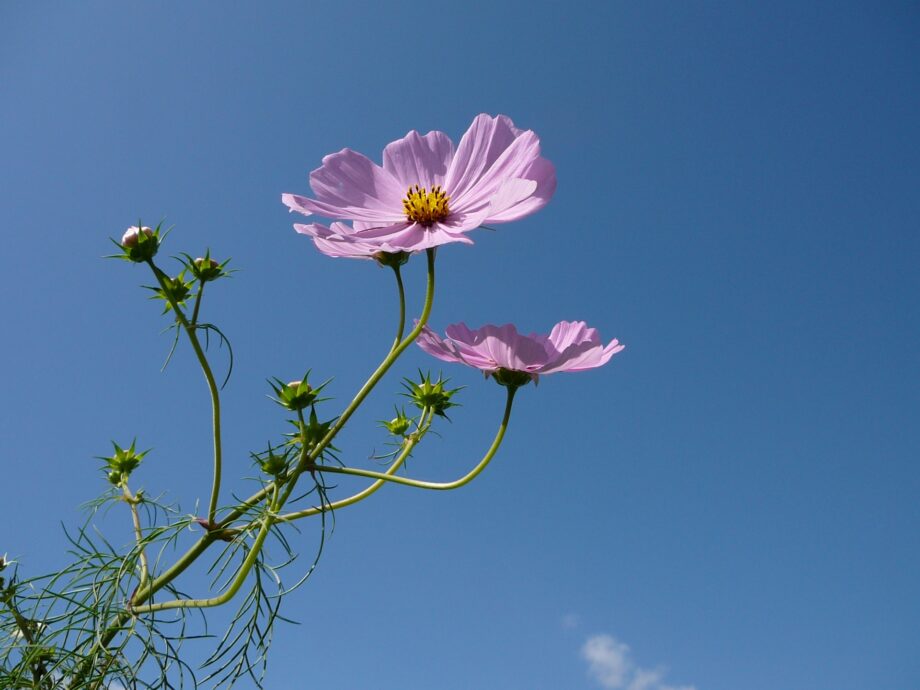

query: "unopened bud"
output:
118 224 159 262
195 257 218 270
122 226 153 248
193 256 224 282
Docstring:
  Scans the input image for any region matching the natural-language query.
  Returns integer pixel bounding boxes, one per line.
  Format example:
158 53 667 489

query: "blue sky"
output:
1 2 918 689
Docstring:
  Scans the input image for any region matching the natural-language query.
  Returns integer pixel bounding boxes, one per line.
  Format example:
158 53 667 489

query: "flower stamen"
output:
403 184 450 226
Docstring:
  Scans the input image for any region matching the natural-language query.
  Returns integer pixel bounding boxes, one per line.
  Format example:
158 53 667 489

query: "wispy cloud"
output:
580 633 695 690
562 613 580 630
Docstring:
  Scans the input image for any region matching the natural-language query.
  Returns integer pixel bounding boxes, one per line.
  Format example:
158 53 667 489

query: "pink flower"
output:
416 321 624 385
282 114 556 252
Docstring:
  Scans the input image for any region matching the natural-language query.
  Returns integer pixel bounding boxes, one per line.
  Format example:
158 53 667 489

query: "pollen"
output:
403 184 450 226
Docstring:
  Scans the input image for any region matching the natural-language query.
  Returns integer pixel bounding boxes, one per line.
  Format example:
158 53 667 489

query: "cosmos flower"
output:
282 114 556 251
416 321 624 385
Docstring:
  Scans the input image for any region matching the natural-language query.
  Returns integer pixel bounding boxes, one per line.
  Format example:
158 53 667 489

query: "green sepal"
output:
402 370 462 419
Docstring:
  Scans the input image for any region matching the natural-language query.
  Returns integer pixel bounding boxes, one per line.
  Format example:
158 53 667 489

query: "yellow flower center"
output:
403 184 450 226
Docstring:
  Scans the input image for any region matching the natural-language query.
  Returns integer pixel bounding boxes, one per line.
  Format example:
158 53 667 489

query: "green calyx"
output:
147 270 193 313
381 406 413 436
403 371 461 418
252 442 291 478
491 368 534 389
299 407 335 448
183 250 231 283
99 440 148 485
269 373 329 412
373 251 411 268
111 222 163 263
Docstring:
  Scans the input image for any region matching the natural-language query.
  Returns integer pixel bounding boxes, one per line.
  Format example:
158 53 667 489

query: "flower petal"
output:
355 221 475 251
539 321 624 374
539 339 624 374
383 130 455 189
484 157 557 223
446 114 552 226
298 149 406 222
416 326 468 366
445 114 523 200
294 222 390 259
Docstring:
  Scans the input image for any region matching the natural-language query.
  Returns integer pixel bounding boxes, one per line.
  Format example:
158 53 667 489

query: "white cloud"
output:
580 633 695 690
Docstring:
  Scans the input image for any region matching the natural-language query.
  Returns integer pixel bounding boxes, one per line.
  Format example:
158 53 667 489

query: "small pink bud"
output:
122 226 153 248
195 257 219 270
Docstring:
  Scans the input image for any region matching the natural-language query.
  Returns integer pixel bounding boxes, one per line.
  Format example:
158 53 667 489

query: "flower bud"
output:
99 441 148 484
300 407 334 447
148 272 193 312
403 372 461 418
382 407 412 436
192 255 226 282
260 452 289 477
284 380 315 411
118 224 159 262
121 226 153 248
270 374 328 413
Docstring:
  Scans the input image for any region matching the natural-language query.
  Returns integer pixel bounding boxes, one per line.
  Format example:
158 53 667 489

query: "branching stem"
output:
306 386 517 492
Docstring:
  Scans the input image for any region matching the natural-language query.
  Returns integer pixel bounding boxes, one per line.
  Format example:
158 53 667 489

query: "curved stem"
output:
217 248 436 527
122 485 148 588
131 517 273 614
310 386 517 492
132 484 281 614
74 252 435 681
306 248 435 465
390 265 406 351
278 408 433 522
147 261 223 524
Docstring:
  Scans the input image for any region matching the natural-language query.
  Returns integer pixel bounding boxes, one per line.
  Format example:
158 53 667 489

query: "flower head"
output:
282 114 556 253
416 321 624 386
117 224 160 262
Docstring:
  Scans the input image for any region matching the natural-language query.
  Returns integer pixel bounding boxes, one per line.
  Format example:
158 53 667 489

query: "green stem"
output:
309 386 517 492
278 408 433 522
191 283 204 325
390 264 406 351
217 248 436 527
131 513 274 614
305 248 435 466
147 261 223 524
121 484 148 588
73 251 435 682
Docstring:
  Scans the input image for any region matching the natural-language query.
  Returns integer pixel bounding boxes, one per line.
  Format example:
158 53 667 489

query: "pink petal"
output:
294 222 384 259
540 321 624 374
383 130 455 189
416 327 467 365
355 221 475 251
447 120 545 218
484 157 557 223
539 340 624 374
445 114 523 200
300 149 406 222
546 321 599 352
